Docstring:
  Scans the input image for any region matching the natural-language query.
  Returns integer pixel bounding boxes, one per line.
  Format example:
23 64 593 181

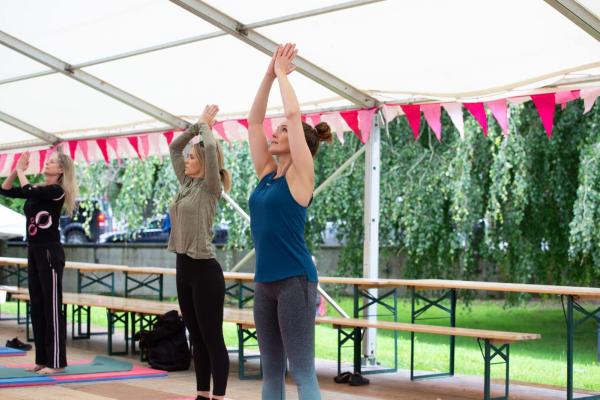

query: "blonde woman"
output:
168 105 232 400
0 150 78 374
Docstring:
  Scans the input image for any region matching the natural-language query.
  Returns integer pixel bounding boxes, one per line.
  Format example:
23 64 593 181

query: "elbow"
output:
284 108 301 121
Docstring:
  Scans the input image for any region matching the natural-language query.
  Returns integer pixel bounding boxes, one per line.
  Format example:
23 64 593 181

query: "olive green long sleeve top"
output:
167 122 221 259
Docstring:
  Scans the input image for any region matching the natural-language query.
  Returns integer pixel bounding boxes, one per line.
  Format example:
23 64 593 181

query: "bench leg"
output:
237 324 262 380
333 326 370 385
107 309 129 355
16 299 28 325
479 339 509 400
410 287 456 380
563 295 600 400
71 305 92 340
353 285 399 375
125 274 163 300
131 313 158 360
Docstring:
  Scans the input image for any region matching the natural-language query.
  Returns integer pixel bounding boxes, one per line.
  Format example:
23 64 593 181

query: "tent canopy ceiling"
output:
0 0 599 152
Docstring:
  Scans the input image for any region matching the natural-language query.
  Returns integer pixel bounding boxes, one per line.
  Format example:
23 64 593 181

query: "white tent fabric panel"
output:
0 0 218 67
0 73 160 135
0 121 35 144
0 47 47 81
203 0 358 22
0 0 598 152
579 0 600 16
257 0 600 98
83 35 348 120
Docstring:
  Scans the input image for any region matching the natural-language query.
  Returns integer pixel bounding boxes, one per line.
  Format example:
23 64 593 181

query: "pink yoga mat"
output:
53 364 167 382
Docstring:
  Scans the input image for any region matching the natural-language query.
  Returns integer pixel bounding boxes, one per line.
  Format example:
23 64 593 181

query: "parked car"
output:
99 214 228 245
60 198 113 244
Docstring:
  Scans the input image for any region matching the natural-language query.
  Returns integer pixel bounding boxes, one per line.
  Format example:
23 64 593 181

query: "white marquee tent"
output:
0 0 599 157
1 1 599 391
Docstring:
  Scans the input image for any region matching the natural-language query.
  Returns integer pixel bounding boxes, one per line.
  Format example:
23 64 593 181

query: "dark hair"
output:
302 121 333 156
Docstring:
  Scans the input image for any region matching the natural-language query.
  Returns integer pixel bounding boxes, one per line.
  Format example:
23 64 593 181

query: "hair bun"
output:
314 122 333 143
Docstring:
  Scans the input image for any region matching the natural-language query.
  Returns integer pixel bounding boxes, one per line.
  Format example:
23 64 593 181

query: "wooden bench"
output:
0 284 28 323
12 292 540 398
11 292 262 379
317 316 539 400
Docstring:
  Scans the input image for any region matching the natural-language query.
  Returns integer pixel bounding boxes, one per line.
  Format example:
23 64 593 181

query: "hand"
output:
15 151 30 172
198 105 219 127
273 43 297 78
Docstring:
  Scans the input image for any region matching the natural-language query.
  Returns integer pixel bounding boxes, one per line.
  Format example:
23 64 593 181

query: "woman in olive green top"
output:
168 105 232 400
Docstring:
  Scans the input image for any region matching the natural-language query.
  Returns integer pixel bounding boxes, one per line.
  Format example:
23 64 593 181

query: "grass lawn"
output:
1 297 598 390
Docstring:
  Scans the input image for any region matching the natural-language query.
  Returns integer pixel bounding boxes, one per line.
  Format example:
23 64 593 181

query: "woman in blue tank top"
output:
248 43 332 400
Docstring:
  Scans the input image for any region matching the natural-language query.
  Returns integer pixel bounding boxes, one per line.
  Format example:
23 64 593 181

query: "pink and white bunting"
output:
487 99 509 137
421 103 442 141
531 93 556 138
441 102 465 139
2 86 599 176
581 87 600 114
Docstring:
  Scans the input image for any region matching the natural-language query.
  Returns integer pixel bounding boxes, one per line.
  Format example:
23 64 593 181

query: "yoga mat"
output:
0 365 167 388
0 355 132 379
53 365 167 383
0 376 55 388
0 347 26 357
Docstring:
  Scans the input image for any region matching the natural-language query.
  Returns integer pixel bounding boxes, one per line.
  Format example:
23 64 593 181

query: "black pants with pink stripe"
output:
27 242 67 369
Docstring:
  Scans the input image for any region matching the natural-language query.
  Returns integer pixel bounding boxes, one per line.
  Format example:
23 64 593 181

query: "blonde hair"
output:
192 141 232 193
55 152 79 217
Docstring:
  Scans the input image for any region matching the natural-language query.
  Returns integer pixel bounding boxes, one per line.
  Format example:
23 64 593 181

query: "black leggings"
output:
176 254 229 396
28 242 67 369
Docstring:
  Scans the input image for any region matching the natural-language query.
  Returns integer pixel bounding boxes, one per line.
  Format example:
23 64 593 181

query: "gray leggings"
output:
253 276 321 400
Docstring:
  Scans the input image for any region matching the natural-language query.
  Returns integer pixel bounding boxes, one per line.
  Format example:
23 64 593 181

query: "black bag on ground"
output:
134 310 191 371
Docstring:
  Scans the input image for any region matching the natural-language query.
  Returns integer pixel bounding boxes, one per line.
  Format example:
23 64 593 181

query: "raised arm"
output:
0 169 24 198
170 123 198 185
248 46 297 180
198 106 222 196
247 57 277 179
274 45 314 188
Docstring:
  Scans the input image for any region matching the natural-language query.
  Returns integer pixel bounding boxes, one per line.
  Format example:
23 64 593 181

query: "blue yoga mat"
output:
0 347 25 356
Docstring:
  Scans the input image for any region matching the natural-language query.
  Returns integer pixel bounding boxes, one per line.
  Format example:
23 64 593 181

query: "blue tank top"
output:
249 171 318 283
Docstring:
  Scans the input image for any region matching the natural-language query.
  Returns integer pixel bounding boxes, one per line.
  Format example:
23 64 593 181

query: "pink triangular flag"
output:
307 113 321 127
163 131 175 146
320 113 346 144
38 149 48 171
262 118 273 139
237 119 249 129
441 103 464 139
10 153 21 172
400 104 421 140
340 110 361 142
382 105 401 123
78 141 90 163
213 121 229 142
487 99 509 137
107 138 120 161
127 137 141 159
531 93 556 138
421 104 442 141
464 102 488 135
140 135 150 158
358 108 377 143
555 90 580 110
96 139 109 164
581 87 600 113
0 154 7 175
68 141 78 159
